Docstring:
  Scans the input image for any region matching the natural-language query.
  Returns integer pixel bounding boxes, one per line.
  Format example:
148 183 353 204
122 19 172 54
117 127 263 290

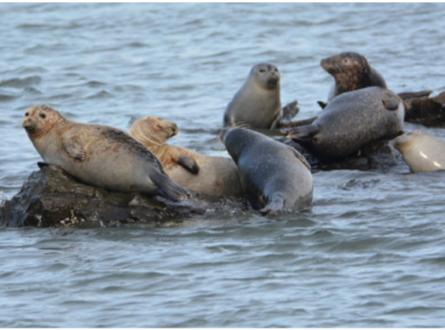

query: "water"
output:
1 2 445 327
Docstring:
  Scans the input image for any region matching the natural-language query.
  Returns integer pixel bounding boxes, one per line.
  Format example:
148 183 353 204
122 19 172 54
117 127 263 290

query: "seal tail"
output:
150 171 189 202
285 124 319 141
260 196 285 215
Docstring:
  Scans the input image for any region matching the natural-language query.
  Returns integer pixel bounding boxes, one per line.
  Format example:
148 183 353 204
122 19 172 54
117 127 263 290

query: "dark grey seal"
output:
221 127 313 214
286 87 405 163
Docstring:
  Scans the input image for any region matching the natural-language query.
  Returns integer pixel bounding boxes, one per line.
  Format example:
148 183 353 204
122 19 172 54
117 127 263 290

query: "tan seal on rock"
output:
22 105 188 202
130 116 243 198
221 127 313 214
224 62 282 129
393 130 445 172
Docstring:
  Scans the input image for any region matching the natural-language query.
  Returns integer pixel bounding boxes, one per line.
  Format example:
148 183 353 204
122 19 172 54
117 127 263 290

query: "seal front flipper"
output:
177 154 200 175
62 137 86 161
150 171 189 202
260 195 284 215
382 95 401 111
285 124 320 141
289 147 311 170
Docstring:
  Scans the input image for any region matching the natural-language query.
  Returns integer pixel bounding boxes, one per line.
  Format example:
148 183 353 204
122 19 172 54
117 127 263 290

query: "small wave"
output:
0 76 41 89
86 90 112 99
16 23 52 30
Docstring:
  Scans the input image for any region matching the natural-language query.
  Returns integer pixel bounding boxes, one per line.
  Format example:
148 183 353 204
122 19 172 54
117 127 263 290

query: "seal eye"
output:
39 113 46 119
343 58 349 64
259 68 266 73
25 112 29 117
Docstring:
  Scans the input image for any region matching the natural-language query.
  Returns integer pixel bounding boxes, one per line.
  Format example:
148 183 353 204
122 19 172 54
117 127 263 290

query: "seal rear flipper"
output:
285 124 319 142
259 195 284 215
177 154 200 175
150 171 189 202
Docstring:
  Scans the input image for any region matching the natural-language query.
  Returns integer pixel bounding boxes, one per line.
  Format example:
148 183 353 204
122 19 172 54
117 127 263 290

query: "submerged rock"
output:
0 164 247 228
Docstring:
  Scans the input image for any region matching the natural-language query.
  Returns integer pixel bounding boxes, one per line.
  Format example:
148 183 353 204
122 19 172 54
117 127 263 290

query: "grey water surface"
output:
1 3 445 327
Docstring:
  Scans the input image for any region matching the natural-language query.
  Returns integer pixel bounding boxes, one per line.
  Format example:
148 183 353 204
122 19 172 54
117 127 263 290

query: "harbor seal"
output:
22 105 189 202
130 116 243 198
221 127 313 214
321 52 387 102
224 62 282 129
285 87 405 163
393 130 445 172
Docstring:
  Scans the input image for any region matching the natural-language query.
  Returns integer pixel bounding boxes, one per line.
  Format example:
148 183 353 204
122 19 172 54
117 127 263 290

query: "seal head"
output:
223 62 282 129
321 52 387 101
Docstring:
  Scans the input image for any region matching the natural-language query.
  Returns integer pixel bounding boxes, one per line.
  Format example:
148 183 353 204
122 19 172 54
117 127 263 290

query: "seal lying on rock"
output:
286 87 405 163
393 130 445 172
22 105 188 202
224 62 283 129
130 116 243 198
221 127 313 214
321 52 387 102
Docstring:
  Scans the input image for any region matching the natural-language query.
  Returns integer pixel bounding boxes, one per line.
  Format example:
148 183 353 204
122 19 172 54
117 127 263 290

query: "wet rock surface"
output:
404 91 445 127
279 137 402 172
0 164 248 228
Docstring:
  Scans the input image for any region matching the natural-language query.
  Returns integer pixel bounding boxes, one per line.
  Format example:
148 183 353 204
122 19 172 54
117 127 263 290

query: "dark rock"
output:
0 164 247 228
404 91 445 127
278 137 402 172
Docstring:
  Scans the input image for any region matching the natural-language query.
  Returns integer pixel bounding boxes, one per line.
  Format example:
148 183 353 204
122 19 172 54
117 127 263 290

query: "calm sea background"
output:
2 2 445 327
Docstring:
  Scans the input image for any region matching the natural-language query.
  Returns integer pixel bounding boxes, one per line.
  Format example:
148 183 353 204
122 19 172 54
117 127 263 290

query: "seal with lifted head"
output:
130 116 243 198
224 62 282 129
22 105 189 202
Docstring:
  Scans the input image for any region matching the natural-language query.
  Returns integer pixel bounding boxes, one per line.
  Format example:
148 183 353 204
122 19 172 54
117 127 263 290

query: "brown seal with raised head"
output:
130 116 243 198
224 62 282 129
286 87 405 163
221 127 313 214
22 105 189 202
393 130 445 172
321 52 387 102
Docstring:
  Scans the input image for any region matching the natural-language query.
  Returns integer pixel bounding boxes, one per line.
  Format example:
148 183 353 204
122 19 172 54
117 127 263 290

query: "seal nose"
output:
320 58 330 70
22 118 33 129
170 123 178 136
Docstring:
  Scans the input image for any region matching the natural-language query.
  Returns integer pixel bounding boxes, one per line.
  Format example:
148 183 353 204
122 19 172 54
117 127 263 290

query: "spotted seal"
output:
286 87 405 163
22 105 188 201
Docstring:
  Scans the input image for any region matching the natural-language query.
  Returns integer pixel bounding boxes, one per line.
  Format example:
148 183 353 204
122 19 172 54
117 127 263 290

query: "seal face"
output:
23 105 189 202
321 52 387 101
130 116 243 198
221 127 313 214
286 87 405 163
393 130 445 172
224 62 282 129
